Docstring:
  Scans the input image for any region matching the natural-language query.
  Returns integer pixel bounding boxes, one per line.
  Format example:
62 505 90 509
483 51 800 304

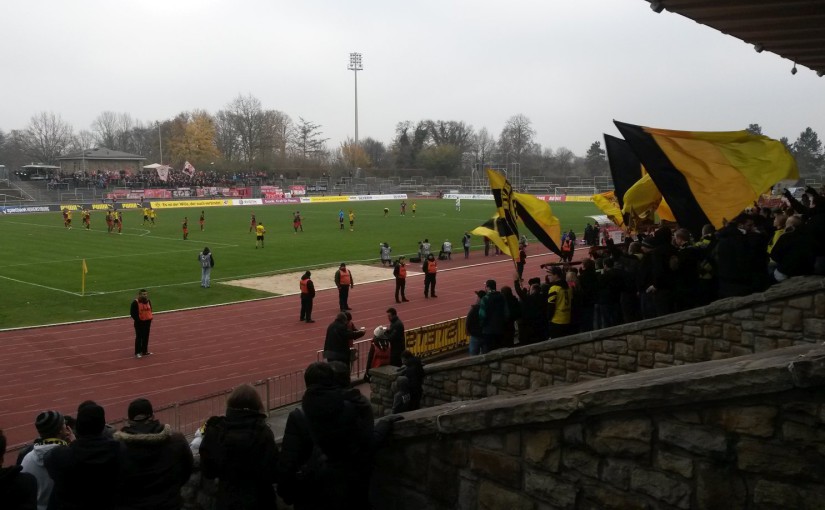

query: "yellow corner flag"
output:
81 259 88 295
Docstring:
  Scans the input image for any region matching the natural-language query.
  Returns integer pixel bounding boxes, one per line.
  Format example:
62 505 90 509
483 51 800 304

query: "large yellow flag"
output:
615 121 798 235
621 174 676 223
471 215 514 256
486 169 520 264
592 191 625 228
513 191 563 257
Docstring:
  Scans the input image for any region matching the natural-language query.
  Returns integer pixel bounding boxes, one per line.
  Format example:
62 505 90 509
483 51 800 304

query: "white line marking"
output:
0 274 80 296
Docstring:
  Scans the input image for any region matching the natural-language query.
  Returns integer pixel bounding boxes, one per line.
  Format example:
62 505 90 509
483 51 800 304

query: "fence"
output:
8 317 468 459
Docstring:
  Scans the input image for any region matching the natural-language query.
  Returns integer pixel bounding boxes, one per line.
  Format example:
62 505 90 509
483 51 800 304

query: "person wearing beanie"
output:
2 427 38 510
21 411 73 510
299 270 316 323
113 398 193 510
45 402 124 510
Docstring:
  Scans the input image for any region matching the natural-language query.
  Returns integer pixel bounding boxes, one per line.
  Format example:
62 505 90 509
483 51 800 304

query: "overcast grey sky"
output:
2 0 823 156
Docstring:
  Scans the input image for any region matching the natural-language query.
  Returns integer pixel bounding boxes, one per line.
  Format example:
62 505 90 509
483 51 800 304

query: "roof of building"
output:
645 0 825 76
57 148 146 161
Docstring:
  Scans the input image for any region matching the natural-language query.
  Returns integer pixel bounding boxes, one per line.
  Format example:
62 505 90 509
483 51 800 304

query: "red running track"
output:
0 245 578 452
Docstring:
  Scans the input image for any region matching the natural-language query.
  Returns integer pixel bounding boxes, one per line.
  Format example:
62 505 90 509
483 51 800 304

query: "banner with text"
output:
150 199 232 209
404 316 467 358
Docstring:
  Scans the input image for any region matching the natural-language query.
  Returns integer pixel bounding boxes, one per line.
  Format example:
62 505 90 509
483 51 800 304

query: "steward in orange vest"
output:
130 289 153 358
393 256 409 303
299 271 316 323
334 263 354 311
422 254 438 298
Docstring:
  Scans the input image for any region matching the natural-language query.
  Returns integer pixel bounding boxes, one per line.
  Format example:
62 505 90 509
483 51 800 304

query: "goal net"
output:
553 186 598 197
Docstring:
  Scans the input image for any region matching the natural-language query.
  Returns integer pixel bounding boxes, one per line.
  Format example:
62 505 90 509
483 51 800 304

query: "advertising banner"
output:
1 205 53 214
302 195 351 203
261 185 283 194
404 317 468 358
442 193 494 200
564 195 594 202
263 198 301 205
172 188 193 198
288 185 306 196
307 184 328 192
150 199 231 209
144 189 171 198
533 195 567 202
233 198 263 206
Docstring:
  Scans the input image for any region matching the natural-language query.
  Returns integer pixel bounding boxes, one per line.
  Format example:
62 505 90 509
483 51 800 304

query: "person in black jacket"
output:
479 280 506 353
0 427 37 510
398 350 425 410
715 217 755 299
466 290 486 355
385 308 406 367
323 313 366 370
45 402 125 510
113 398 193 510
299 271 316 323
771 216 815 281
199 384 279 510
513 276 545 345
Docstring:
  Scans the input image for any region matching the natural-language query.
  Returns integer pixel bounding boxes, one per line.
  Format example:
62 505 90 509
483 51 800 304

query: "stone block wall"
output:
370 345 825 509
370 277 825 416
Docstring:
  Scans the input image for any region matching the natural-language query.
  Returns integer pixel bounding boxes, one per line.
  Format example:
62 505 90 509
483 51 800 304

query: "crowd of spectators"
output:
2 360 403 510
466 186 825 353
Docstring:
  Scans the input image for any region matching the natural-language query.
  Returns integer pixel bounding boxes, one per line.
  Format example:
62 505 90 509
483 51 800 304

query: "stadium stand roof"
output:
57 147 145 161
644 0 825 76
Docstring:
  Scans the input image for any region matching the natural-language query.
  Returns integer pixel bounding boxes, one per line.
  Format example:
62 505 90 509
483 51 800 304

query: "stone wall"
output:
370 344 825 509
370 276 825 416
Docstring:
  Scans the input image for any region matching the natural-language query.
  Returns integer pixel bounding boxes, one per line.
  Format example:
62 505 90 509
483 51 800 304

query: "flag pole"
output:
81 259 87 296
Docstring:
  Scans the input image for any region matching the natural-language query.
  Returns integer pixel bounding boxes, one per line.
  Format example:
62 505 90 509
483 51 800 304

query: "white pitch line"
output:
0 274 80 296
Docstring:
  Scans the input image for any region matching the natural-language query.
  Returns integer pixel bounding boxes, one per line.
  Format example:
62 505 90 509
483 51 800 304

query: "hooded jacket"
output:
21 441 66 510
113 421 193 510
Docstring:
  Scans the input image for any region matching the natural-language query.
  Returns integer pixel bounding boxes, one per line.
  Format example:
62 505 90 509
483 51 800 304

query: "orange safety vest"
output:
300 278 310 294
562 239 572 252
398 265 407 279
427 261 438 274
137 301 153 321
338 269 351 285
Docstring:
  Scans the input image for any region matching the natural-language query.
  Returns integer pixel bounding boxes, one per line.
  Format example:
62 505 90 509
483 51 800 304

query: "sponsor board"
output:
92 203 116 210
60 204 83 211
120 202 142 209
404 317 468 358
263 198 301 205
564 195 594 202
442 194 494 200
301 195 351 203
1 205 52 214
289 185 306 196
149 199 231 209
534 195 567 202
233 198 263 206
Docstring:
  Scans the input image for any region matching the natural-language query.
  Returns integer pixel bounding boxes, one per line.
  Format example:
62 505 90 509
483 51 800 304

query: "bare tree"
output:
470 127 497 168
290 117 329 161
361 137 387 168
18 112 74 164
499 114 535 164
226 94 267 167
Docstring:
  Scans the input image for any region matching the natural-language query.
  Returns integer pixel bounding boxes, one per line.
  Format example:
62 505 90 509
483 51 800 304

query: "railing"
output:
7 368 308 459
315 337 374 380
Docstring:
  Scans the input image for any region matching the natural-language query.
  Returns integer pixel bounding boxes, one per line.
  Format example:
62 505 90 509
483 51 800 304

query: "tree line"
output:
0 95 822 182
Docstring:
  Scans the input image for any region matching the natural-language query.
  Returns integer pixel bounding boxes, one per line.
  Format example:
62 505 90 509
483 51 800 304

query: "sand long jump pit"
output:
223 264 420 296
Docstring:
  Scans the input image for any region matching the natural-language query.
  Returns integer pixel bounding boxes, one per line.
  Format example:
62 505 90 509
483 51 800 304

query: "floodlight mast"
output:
348 52 363 145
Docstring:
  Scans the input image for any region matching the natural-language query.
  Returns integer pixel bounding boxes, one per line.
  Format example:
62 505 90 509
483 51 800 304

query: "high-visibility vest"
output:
427 261 438 274
397 265 407 279
338 269 351 285
137 301 153 321
300 278 311 294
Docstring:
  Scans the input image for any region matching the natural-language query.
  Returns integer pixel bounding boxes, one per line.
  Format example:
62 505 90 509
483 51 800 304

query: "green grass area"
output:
0 199 599 328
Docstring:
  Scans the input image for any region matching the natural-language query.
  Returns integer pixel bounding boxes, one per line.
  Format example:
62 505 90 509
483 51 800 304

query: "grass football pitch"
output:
0 199 599 328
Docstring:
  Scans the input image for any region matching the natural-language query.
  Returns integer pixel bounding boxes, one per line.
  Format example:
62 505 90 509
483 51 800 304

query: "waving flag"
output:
513 191 563 257
183 161 196 177
615 121 798 235
487 169 520 264
471 215 515 256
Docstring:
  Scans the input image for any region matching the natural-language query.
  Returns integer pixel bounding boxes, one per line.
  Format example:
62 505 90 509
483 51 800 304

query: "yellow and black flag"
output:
513 191 563 257
592 191 625 228
471 214 516 256
614 121 799 236
604 134 642 211
487 169 520 263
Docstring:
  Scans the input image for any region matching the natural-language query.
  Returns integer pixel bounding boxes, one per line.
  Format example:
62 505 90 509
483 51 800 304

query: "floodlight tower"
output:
348 52 363 145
